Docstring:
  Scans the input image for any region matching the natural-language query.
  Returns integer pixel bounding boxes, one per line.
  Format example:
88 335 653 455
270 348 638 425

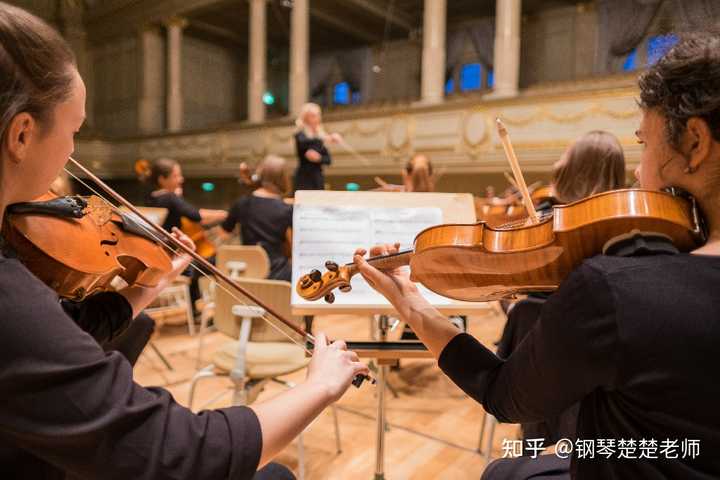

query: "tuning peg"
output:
324 292 335 304
325 260 339 272
309 269 322 282
339 285 352 293
299 275 313 289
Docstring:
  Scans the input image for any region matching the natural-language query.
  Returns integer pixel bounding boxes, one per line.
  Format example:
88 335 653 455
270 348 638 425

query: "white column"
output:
138 26 165 134
491 0 521 98
59 1 93 127
165 17 187 132
289 0 309 116
420 0 447 104
248 0 267 123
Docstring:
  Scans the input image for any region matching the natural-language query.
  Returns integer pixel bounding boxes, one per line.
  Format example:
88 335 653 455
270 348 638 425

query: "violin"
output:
2 192 172 300
531 185 554 205
475 179 553 227
296 188 705 303
474 196 528 227
16 158 372 387
180 217 217 259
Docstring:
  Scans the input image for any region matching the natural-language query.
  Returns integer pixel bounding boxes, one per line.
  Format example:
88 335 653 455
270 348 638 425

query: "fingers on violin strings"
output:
315 332 329 350
352 362 370 376
353 247 367 257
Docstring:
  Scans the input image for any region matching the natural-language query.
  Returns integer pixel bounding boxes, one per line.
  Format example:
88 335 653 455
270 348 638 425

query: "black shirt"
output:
439 253 720 479
0 253 262 479
146 190 202 232
222 195 293 281
294 131 331 191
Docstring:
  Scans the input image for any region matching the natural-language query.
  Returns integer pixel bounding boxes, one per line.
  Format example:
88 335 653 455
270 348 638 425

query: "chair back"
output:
214 277 303 344
217 245 270 279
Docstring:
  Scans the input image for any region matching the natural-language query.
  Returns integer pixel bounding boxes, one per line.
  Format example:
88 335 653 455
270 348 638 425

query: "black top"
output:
222 195 293 281
61 292 134 344
146 190 202 232
294 131 331 191
439 253 720 479
0 253 262 480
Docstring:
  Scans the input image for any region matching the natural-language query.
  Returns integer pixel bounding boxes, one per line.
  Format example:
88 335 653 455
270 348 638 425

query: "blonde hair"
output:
552 131 626 203
295 102 327 139
257 155 290 196
404 154 435 192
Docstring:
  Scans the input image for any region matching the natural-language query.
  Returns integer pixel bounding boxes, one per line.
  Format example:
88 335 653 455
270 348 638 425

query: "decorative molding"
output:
75 84 644 179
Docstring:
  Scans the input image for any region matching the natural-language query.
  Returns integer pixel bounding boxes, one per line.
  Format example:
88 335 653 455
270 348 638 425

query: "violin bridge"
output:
84 196 113 226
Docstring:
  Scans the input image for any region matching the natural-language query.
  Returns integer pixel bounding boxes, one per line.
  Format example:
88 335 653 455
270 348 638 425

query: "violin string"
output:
63 168 315 357
496 210 554 229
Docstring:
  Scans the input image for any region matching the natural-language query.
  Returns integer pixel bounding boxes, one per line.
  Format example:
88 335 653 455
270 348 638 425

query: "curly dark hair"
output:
638 30 720 151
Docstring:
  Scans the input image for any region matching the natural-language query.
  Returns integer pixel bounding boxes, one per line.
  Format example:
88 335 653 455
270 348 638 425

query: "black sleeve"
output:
295 132 310 164
170 194 202 223
295 132 331 166
0 259 262 479
222 199 246 233
61 291 133 344
320 141 331 165
438 261 619 423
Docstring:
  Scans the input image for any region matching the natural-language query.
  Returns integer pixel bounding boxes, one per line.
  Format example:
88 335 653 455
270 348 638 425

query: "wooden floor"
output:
134 308 519 479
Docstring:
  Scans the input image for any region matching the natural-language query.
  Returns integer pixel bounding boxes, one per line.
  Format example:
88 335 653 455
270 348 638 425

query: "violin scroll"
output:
296 262 354 303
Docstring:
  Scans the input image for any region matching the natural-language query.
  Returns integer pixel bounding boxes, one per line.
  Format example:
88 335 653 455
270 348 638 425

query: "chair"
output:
217 245 270 279
145 275 196 335
188 278 342 480
479 410 498 462
118 206 196 334
194 246 268 365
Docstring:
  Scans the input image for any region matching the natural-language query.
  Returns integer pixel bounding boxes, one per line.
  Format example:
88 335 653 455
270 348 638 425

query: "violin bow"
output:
65 157 374 387
336 137 371 166
496 119 539 224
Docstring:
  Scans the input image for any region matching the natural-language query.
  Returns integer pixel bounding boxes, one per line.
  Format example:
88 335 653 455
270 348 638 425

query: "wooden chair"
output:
195 246 270 364
216 245 270 279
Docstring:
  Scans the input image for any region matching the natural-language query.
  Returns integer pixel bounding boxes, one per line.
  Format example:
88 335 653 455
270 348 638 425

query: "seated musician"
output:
223 155 293 282
355 32 720 479
144 157 227 236
545 130 626 209
496 130 625 444
375 153 436 192
0 5 368 479
403 154 435 192
145 157 227 313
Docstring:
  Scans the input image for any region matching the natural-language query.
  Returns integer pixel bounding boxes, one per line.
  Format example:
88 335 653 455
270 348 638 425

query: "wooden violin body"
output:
180 217 216 259
297 189 704 303
2 194 172 300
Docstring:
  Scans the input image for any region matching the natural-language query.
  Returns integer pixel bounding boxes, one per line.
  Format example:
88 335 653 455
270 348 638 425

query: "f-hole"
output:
100 231 118 250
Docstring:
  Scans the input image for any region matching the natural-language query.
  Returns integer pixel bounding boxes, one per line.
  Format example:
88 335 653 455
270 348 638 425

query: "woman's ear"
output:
4 112 35 164
684 117 714 172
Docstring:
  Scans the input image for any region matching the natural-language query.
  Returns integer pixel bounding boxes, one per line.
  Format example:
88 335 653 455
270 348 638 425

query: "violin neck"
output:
349 250 413 275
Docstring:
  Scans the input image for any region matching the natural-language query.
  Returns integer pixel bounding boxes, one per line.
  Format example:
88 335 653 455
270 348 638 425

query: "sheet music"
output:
292 205 451 306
